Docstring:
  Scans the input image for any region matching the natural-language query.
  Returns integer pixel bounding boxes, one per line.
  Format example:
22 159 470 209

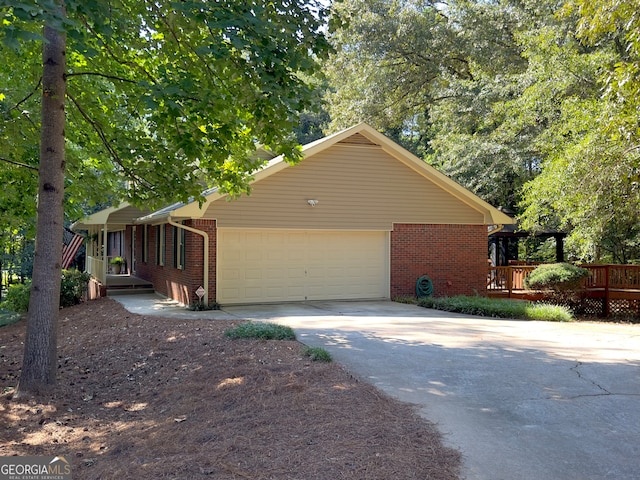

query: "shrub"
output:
524 263 589 291
303 346 332 362
524 263 589 307
60 270 92 307
1 270 90 313
224 322 296 340
2 281 32 313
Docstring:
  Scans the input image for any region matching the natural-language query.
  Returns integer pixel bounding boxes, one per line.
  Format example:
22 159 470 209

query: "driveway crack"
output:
570 361 611 396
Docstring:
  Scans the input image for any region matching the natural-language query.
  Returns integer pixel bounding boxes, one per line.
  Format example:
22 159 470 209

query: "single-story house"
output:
73 123 514 306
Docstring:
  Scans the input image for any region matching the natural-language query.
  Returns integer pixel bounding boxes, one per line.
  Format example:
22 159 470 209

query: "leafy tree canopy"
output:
0 0 332 210
325 0 640 262
0 0 333 395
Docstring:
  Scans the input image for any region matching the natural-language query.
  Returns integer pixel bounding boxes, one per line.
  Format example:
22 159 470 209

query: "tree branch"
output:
0 156 39 171
78 15 157 84
9 77 42 113
65 72 137 83
66 92 153 188
623 144 640 156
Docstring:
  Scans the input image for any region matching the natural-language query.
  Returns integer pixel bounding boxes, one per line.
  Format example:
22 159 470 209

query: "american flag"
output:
62 230 84 269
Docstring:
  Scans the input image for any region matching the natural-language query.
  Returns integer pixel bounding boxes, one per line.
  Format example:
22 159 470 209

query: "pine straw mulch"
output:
0 297 460 479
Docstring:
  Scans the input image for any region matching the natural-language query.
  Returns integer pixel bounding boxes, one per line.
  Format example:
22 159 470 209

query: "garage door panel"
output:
217 229 388 304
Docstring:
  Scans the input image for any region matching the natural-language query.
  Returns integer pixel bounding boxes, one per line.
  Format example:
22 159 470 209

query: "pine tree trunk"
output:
16 20 67 397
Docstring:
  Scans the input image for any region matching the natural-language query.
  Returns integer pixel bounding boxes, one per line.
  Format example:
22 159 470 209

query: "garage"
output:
84 123 514 306
217 229 389 304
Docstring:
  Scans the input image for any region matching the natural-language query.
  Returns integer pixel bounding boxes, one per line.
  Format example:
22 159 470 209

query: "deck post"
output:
604 265 610 317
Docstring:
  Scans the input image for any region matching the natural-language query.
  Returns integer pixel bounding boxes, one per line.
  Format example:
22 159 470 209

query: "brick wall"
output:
129 221 485 303
390 224 488 298
131 220 217 306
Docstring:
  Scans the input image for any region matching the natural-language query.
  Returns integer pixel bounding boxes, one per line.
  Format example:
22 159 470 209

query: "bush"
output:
2 281 32 313
524 263 589 291
1 270 91 313
224 322 296 340
60 270 91 308
302 346 333 362
417 295 573 322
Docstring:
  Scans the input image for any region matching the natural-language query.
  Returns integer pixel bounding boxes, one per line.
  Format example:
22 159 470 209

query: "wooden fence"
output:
487 264 640 317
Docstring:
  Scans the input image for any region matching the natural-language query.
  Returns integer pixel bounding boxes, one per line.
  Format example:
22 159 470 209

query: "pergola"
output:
489 222 567 266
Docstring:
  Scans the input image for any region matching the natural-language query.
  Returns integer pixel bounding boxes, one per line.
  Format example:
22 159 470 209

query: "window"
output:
173 225 185 270
156 224 165 266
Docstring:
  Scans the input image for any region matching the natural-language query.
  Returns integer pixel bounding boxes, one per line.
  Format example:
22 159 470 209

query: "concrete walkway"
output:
113 294 640 480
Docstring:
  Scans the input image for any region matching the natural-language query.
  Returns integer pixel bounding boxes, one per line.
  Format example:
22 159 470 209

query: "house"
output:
73 123 515 306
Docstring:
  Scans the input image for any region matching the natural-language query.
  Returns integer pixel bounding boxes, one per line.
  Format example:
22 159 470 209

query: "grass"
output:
224 321 296 340
303 346 333 362
416 295 574 322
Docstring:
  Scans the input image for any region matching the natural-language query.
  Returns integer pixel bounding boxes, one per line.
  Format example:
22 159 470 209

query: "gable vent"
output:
337 133 379 146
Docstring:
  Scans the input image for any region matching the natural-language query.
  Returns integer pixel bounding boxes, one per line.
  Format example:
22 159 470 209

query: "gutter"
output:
167 216 209 305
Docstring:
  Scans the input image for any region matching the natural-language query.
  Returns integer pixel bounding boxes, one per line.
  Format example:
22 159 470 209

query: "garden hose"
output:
416 275 434 298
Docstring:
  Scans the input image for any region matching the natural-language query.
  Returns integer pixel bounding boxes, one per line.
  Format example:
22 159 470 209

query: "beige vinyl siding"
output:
203 144 484 230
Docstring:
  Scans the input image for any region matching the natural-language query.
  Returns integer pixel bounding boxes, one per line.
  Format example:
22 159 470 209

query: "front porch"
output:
72 203 155 299
87 273 154 299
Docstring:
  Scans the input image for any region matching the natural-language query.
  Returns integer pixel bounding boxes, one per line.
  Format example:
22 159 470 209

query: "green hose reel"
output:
416 275 434 298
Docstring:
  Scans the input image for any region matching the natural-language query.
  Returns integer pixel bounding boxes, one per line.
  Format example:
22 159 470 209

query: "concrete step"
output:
107 286 155 296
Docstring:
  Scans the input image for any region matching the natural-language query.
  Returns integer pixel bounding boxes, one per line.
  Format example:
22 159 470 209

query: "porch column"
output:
102 224 108 284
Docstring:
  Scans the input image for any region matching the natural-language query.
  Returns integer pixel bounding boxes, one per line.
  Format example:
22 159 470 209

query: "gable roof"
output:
76 124 514 228
138 123 514 226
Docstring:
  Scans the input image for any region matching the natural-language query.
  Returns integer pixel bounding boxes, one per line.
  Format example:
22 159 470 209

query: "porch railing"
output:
86 255 105 283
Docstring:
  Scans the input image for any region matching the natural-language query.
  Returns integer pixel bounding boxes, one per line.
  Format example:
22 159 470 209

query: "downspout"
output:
167 216 209 305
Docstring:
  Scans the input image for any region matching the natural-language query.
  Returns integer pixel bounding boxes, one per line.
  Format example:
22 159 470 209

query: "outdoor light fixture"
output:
307 199 319 207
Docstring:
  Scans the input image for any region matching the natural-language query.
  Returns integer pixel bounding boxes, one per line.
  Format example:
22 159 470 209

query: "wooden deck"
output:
487 264 640 317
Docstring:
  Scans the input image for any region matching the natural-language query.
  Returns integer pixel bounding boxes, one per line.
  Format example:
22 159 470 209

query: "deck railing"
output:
488 264 640 316
487 266 537 293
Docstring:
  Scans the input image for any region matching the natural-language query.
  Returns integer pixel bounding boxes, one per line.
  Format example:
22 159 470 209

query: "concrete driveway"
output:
115 296 640 480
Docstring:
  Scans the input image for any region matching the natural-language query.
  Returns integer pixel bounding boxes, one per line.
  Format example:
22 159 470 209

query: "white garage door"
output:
217 229 389 304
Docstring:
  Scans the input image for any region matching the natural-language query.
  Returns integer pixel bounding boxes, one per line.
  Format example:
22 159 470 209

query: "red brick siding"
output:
131 220 217 305
390 224 487 298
